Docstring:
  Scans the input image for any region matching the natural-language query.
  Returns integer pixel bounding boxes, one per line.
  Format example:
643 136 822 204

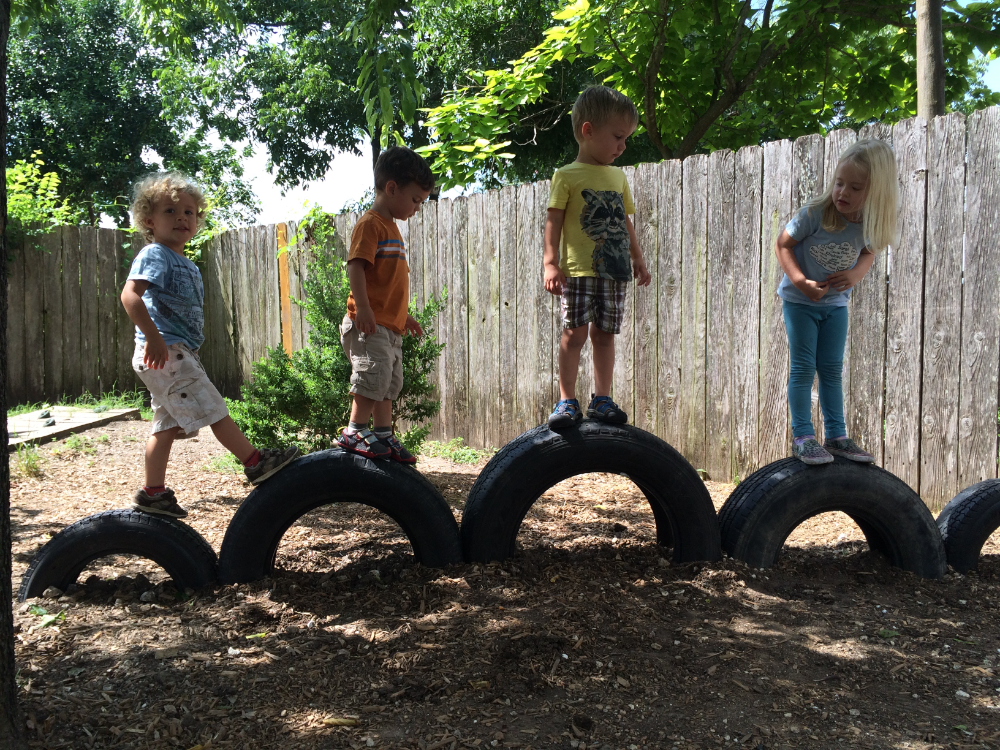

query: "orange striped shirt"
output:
346 210 410 334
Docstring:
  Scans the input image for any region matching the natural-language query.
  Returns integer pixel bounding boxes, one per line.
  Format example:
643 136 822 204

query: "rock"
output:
139 591 157 602
955 690 970 699
42 586 63 599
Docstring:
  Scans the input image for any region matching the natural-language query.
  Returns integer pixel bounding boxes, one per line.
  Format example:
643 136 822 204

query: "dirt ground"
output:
8 415 1000 750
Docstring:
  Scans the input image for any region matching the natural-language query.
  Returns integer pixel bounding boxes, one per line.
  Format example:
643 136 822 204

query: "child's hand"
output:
544 263 566 295
354 306 377 335
404 314 423 338
826 266 865 292
143 337 169 370
633 257 652 287
797 279 830 302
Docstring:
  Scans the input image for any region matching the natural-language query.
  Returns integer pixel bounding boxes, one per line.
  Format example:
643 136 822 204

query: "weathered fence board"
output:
515 184 544 435
79 228 99 397
96 229 118 394
959 106 1000 489
612 167 637 421
23 241 45 400
498 186 518 445
42 230 64 400
633 162 658 434
656 160 684 448
680 155 708 470
60 227 82 397
920 113 966 508
7 237 25 403
115 231 137 393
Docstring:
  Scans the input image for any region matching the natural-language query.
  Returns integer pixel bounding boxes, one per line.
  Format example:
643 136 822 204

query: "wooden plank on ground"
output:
758 138 793 464
498 185 518 445
632 162 658 434
7 235 26 404
733 146 763 479
706 148 735 482
79 227 100 397
959 106 1000 487
680 155 708 470
847 124 886 461
42 230 63 400
450 198 470 442
656 160 683 448
97 229 118 396
791 133 826 440
612 167 637 421
23 238 45 402
115 230 137 393
884 117 927 491
60 227 82 398
919 113 966 509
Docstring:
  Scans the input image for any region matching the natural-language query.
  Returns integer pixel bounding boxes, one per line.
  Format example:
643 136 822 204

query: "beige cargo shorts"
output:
340 315 403 402
133 342 229 436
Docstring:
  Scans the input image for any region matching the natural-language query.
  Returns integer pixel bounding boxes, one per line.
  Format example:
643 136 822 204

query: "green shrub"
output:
230 240 446 455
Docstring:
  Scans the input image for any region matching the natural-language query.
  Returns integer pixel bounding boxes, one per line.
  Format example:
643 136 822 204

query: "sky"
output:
247 56 1000 226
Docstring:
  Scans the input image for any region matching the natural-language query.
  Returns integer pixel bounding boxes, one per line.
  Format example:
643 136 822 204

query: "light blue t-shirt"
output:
777 206 869 308
128 243 204 350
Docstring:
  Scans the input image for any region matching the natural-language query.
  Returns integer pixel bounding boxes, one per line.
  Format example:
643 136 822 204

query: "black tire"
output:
217 449 462 584
937 479 1000 573
460 422 720 564
18 510 218 601
719 457 946 579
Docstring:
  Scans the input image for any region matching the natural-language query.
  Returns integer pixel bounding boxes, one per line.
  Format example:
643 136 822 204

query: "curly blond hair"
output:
131 172 208 243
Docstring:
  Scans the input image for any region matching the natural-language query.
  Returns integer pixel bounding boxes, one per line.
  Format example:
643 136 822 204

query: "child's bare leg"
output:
590 325 615 398
372 399 393 431
145 426 182 487
557 325 589 400
209 416 256 463
349 393 377 427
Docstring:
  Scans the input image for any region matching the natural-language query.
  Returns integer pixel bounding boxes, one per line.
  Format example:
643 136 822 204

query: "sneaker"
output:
337 428 391 460
824 437 875 463
586 394 628 424
791 437 834 466
244 446 301 485
380 434 417 464
133 488 187 519
548 399 582 430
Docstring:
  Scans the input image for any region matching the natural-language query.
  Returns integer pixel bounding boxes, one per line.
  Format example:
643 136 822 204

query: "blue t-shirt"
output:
777 206 869 308
128 243 204 350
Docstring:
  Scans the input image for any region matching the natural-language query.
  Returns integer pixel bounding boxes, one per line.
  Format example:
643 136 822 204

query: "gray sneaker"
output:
824 437 875 463
133 488 187 518
244 446 300 485
791 438 834 466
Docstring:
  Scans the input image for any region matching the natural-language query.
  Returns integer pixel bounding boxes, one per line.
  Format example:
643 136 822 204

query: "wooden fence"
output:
6 106 999 509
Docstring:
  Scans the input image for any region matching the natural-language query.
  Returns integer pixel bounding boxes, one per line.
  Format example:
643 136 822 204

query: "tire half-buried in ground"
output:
18 509 218 600
719 457 946 579
936 479 1000 573
460 422 720 564
217 449 462 584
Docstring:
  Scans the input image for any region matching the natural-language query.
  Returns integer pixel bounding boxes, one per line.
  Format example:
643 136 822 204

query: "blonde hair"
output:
571 86 638 141
131 172 208 243
806 139 899 253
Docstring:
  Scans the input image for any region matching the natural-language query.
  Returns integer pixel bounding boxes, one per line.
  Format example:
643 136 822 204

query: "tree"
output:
917 0 946 118
419 0 1000 189
7 0 257 226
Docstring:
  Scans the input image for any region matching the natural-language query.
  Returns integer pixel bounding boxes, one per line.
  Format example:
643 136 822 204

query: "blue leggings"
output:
782 301 848 439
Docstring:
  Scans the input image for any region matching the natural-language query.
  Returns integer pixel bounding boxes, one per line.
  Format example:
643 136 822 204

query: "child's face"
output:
832 161 869 220
384 180 432 221
144 192 199 253
580 115 637 166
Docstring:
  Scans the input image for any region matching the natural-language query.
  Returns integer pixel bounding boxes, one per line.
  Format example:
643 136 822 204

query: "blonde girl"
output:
774 139 899 465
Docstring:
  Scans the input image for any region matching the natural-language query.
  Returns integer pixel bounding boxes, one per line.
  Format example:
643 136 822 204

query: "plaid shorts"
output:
561 276 629 333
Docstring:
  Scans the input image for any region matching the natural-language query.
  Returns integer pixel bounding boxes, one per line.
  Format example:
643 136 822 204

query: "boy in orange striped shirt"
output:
338 147 434 462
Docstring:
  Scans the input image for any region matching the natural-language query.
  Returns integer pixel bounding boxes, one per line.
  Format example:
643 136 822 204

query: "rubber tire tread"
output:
217 449 461 584
936 479 1000 573
719 457 946 579
461 422 720 564
18 510 218 601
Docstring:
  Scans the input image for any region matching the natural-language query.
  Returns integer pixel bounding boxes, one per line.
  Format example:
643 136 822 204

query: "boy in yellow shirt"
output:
543 86 651 429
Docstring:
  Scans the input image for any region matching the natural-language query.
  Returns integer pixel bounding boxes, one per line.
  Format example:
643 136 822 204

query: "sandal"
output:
548 399 582 430
586 394 628 424
381 434 417 464
337 428 391 460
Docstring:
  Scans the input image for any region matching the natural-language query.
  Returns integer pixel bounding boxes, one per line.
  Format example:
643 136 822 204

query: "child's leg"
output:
557 325 589 400
814 306 849 439
349 393 378 428
144 426 182 487
209 416 257 463
782 301 821 438
372 399 393 432
590 325 615 398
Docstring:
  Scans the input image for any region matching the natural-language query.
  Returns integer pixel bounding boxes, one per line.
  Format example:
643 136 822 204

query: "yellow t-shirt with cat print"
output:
548 162 635 281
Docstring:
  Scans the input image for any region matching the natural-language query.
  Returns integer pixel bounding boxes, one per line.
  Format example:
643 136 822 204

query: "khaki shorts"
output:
133 342 229 436
340 315 403 402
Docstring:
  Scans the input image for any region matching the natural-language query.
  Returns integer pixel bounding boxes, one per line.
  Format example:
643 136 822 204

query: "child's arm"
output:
346 259 377 335
826 249 874 293
625 216 651 287
121 279 169 369
543 208 566 295
774 230 828 302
